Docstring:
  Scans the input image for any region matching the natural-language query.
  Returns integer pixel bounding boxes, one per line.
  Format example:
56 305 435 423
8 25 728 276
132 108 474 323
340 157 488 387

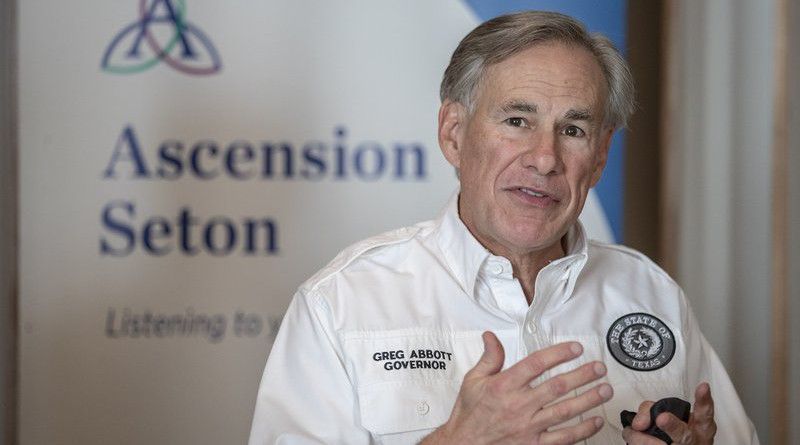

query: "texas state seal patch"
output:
606 313 675 371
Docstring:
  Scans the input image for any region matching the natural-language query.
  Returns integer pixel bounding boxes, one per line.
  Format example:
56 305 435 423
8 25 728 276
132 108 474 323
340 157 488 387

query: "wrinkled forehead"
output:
475 42 608 115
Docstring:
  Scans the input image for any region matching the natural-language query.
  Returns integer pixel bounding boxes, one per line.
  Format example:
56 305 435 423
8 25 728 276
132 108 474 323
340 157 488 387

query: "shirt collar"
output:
434 190 590 302
433 191 490 299
549 221 589 304
553 220 589 268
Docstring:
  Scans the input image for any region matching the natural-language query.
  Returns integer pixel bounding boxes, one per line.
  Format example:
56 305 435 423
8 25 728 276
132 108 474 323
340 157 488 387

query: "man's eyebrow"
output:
499 101 537 114
564 108 594 121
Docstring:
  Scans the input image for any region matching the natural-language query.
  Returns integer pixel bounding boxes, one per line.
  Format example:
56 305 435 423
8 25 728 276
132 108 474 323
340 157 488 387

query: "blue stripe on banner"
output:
461 0 627 242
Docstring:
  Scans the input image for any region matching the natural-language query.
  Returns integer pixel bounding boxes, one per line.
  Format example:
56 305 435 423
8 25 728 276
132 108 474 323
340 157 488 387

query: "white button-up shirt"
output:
249 194 759 444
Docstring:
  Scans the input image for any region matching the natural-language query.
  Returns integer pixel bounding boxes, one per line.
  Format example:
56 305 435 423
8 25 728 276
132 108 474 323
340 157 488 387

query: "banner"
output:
18 1 625 443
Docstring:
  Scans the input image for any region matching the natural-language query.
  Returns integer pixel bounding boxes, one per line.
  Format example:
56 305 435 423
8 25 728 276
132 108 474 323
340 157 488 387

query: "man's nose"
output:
521 132 561 176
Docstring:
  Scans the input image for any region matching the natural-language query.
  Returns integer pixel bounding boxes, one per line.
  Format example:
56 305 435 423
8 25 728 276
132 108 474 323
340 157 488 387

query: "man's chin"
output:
501 231 563 255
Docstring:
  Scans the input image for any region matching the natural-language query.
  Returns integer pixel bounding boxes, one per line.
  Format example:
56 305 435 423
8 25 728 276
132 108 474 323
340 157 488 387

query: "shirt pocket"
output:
358 379 459 443
601 330 688 432
549 334 687 444
342 328 517 443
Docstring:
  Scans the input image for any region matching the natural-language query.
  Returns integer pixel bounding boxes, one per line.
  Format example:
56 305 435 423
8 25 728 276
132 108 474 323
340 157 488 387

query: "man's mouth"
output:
510 186 560 205
519 187 547 198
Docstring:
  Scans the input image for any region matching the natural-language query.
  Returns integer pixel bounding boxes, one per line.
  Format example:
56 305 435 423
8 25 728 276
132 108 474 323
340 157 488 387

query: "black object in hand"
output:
620 397 691 444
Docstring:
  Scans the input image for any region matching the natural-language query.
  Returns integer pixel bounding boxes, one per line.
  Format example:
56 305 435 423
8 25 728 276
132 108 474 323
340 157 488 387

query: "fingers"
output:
532 383 613 430
622 427 667 445
632 400 654 431
539 416 604 445
655 412 691 443
466 331 505 379
628 384 717 445
692 382 714 422
502 341 583 389
529 361 608 408
690 382 717 441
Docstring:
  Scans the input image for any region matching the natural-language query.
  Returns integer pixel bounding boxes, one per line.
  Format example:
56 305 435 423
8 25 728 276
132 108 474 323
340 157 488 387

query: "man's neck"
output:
504 240 566 304
462 224 568 304
455 199 571 304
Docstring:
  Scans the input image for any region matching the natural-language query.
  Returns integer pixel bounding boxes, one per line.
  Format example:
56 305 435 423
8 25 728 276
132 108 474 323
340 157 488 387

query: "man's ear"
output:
438 99 466 169
590 128 615 187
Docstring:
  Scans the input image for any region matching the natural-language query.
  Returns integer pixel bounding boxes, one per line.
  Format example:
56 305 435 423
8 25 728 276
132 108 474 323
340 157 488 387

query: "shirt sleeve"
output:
248 288 371 444
680 292 761 445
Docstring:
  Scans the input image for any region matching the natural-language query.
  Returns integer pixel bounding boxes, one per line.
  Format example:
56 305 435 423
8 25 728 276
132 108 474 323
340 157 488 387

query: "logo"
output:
606 313 675 371
101 0 222 75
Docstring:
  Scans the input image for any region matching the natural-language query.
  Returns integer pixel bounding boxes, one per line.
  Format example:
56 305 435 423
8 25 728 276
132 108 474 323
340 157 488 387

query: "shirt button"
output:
526 320 537 334
416 401 430 416
491 263 504 275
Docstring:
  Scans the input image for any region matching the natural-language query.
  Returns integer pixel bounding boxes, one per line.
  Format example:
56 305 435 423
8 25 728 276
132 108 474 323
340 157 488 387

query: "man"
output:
249 11 758 444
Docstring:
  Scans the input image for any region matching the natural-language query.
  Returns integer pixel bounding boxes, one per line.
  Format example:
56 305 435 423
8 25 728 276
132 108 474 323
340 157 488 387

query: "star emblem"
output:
633 334 649 349
607 313 676 371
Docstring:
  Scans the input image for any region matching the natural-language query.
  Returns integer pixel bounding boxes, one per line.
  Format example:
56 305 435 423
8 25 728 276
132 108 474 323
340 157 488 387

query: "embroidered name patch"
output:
372 348 453 371
606 313 675 371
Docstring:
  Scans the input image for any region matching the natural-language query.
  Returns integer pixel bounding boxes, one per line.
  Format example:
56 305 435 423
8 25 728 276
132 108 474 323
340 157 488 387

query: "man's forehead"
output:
487 41 604 80
478 43 607 111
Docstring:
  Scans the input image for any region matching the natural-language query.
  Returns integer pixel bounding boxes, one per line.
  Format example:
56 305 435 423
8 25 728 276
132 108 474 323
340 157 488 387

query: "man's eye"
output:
505 117 526 127
563 125 585 137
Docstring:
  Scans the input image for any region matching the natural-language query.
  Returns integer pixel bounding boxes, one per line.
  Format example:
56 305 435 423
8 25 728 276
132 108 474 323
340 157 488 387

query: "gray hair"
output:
440 11 635 128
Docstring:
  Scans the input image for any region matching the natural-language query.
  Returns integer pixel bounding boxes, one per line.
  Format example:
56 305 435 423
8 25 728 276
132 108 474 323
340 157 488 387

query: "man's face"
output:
438 42 614 258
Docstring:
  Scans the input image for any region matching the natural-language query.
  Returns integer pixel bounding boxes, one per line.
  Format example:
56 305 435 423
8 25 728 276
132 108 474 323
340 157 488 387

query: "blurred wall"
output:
0 0 18 443
788 1 800 443
625 1 663 261
664 0 800 443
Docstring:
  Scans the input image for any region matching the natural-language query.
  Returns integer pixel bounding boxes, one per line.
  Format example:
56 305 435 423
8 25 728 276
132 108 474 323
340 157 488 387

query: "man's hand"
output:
422 331 612 444
622 383 717 445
